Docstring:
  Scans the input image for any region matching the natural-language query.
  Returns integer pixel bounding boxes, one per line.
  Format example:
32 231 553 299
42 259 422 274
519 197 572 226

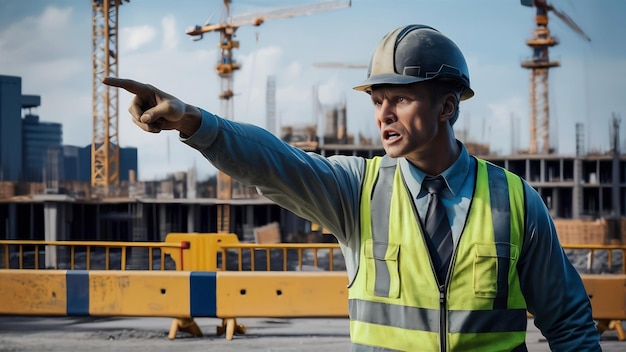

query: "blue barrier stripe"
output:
190 272 216 317
66 271 90 316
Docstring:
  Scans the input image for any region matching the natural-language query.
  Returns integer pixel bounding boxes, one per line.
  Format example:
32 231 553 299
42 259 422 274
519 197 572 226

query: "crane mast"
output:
91 0 129 192
520 0 590 154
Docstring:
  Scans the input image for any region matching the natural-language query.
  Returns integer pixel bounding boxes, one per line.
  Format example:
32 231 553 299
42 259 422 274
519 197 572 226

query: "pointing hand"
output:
102 77 201 136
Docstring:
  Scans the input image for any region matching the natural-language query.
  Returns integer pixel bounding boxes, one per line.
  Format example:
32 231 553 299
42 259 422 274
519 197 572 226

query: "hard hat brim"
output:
353 73 475 100
352 73 428 92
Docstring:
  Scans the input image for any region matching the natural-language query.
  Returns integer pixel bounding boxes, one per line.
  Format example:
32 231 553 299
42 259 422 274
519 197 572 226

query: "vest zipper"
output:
439 284 447 352
400 171 451 351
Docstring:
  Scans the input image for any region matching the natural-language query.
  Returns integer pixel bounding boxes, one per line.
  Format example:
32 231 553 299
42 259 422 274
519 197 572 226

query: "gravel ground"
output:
0 316 624 352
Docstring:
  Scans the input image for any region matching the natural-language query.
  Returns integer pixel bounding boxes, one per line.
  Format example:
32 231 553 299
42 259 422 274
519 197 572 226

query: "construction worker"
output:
104 24 600 351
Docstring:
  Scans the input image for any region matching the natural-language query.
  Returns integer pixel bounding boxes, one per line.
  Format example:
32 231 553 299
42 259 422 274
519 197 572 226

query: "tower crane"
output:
187 0 351 233
91 0 130 192
520 0 590 154
187 0 352 121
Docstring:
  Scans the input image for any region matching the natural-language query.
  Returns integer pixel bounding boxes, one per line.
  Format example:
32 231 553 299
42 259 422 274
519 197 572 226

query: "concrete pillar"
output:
35 195 72 269
159 204 170 241
552 188 560 218
43 202 58 268
246 205 254 229
573 158 582 219
187 204 197 233
129 202 148 270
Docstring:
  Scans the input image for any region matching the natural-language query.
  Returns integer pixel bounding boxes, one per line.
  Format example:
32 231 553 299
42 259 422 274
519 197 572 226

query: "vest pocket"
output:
472 243 519 298
364 239 401 299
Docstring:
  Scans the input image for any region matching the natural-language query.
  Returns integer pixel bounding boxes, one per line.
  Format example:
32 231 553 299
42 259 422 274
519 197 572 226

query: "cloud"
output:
317 76 344 106
38 6 71 29
485 96 528 154
161 15 178 50
0 6 79 65
120 25 157 52
0 5 92 147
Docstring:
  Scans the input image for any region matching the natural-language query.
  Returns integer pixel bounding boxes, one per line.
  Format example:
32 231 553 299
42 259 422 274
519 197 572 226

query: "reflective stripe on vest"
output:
349 299 527 333
349 156 527 351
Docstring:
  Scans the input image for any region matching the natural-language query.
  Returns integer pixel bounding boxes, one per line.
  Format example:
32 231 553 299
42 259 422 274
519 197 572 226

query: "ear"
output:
439 93 457 123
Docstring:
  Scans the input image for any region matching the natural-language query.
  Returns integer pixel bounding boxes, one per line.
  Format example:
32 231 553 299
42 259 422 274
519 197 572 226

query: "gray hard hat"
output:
353 24 474 100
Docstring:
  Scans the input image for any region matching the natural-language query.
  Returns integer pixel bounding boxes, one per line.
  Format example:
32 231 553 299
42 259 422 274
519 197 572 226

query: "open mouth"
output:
384 131 400 141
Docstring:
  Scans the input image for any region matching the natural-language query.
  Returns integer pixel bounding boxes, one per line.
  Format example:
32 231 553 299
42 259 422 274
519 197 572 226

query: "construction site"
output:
1 1 626 347
0 0 624 247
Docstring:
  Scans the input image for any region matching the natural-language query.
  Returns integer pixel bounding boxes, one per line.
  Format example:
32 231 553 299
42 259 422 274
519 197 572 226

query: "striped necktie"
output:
423 176 453 284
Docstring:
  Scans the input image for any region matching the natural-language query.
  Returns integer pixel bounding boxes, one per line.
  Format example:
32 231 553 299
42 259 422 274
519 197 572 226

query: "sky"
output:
1 0 625 181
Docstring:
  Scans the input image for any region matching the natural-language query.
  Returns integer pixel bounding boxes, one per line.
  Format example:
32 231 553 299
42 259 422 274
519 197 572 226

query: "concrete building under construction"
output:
1 74 625 246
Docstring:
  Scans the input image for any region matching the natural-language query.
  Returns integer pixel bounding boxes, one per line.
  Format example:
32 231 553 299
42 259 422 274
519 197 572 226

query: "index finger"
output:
102 77 150 95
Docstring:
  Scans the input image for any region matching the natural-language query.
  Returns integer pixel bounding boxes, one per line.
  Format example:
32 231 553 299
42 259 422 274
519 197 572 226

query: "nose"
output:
376 100 396 126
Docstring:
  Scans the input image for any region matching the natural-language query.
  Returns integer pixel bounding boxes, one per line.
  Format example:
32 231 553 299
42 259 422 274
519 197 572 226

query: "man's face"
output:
370 83 443 162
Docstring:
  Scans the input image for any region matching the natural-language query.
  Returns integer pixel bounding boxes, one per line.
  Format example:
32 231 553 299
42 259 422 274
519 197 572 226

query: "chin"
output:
383 146 401 158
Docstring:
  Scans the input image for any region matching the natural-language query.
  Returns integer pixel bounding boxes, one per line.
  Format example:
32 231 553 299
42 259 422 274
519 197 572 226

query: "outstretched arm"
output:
103 76 364 245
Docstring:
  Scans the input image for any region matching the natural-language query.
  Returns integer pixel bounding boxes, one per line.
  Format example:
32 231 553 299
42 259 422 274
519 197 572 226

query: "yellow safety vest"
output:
349 156 527 352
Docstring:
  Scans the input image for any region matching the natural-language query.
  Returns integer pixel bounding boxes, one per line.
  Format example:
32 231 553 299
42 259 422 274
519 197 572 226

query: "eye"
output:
371 98 382 106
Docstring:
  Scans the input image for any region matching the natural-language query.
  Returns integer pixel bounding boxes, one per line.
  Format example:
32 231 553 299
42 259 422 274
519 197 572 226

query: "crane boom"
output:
186 0 351 37
228 0 351 27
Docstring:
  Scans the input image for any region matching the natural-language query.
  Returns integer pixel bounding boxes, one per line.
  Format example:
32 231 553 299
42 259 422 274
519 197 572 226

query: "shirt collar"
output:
400 141 471 198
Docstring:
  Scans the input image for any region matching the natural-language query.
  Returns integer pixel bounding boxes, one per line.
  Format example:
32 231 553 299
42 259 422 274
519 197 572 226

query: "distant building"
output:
0 74 138 185
119 146 138 182
61 145 137 183
323 102 347 145
61 145 83 182
0 75 23 181
21 113 62 182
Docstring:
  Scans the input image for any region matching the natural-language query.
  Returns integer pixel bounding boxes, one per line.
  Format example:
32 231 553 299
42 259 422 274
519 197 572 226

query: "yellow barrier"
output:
7 239 624 342
0 240 189 270
165 233 240 271
581 274 626 341
561 244 626 340
0 268 348 341
0 269 214 338
0 270 68 315
0 269 216 318
215 271 348 340
216 271 348 316
218 242 343 271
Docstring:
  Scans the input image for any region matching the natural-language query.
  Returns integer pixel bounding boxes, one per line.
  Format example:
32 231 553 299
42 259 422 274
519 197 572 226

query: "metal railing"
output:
562 243 626 274
3 239 623 275
218 243 344 272
0 240 189 270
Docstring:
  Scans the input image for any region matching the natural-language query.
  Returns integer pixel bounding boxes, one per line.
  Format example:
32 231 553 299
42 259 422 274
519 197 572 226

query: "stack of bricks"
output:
554 219 610 245
0 182 15 199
